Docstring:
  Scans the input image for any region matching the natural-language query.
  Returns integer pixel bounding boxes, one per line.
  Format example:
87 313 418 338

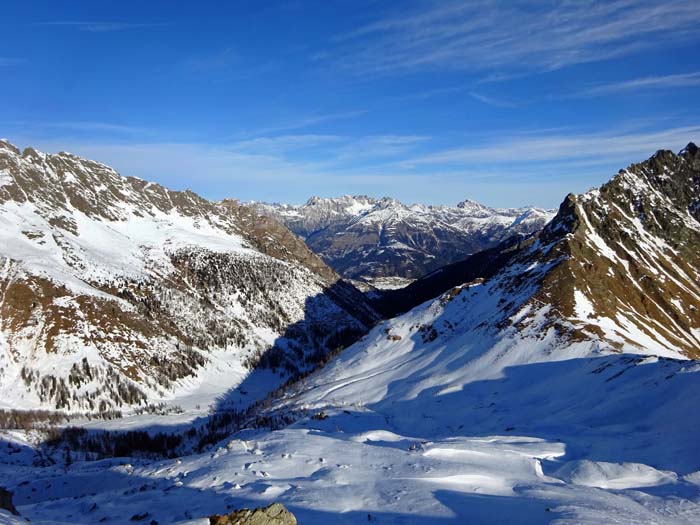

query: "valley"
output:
0 143 698 524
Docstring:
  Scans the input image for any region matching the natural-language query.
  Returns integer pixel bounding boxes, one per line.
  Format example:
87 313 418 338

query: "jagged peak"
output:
0 140 115 176
376 196 401 205
586 143 698 200
643 142 700 171
680 142 698 157
56 150 86 161
541 193 579 239
542 141 700 254
456 198 489 210
0 138 20 154
680 142 699 169
303 194 376 207
366 197 407 214
304 195 325 206
22 146 46 159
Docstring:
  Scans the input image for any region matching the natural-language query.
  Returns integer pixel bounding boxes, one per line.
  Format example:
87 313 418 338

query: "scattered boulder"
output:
0 487 18 515
209 502 297 525
311 411 328 420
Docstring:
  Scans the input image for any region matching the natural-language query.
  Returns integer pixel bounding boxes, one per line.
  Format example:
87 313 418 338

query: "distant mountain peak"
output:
680 142 699 167
0 138 20 154
253 194 556 280
304 194 375 206
456 198 489 210
682 141 698 154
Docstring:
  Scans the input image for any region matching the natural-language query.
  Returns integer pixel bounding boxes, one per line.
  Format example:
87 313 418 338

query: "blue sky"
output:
1 0 699 208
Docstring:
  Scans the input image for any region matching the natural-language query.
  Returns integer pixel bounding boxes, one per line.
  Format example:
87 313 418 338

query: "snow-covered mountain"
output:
0 140 376 414
234 143 700 522
0 145 700 525
378 142 700 358
253 195 555 281
2 145 699 524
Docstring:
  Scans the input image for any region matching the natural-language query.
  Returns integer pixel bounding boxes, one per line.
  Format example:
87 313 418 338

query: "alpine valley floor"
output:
1 294 699 524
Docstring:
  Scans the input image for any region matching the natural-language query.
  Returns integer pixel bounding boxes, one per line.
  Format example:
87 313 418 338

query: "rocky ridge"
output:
0 140 376 413
378 143 700 358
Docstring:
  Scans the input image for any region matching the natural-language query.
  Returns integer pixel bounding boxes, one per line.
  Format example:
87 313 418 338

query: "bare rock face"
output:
209 503 297 525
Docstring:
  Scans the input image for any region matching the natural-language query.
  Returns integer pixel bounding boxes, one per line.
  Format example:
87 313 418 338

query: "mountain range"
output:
0 140 699 524
252 196 555 282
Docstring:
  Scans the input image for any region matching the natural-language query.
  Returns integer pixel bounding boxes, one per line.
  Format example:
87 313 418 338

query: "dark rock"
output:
0 487 18 515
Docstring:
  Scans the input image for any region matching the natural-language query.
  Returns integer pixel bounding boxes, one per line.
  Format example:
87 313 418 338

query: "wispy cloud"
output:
575 72 700 97
390 85 467 102
230 134 344 154
235 110 368 138
331 1 700 76
230 133 429 163
469 91 516 108
332 135 430 162
397 125 700 168
31 21 167 32
9 120 153 136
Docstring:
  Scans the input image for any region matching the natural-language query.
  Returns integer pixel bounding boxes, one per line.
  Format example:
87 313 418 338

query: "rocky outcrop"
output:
209 503 297 525
537 142 700 357
0 487 18 515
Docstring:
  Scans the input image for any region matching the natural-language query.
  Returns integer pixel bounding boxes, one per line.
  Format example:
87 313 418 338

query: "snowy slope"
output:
377 143 700 357
0 140 375 414
3 258 699 524
0 145 698 525
4 388 699 525
253 195 555 281
3 308 699 525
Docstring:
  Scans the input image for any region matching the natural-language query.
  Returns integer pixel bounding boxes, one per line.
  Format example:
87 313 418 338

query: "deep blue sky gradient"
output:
2 0 699 207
